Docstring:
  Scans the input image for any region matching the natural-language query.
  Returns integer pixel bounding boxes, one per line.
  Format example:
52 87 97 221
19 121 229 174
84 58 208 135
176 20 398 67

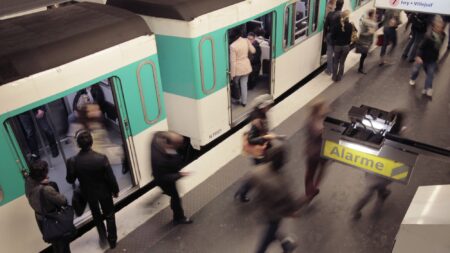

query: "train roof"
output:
0 2 152 86
107 0 244 21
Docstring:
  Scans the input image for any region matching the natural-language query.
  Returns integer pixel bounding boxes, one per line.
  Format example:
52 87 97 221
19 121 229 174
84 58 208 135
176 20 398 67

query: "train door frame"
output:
226 11 276 126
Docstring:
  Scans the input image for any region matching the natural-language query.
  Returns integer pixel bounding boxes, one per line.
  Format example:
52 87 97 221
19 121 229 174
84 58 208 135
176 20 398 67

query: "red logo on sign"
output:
389 0 400 7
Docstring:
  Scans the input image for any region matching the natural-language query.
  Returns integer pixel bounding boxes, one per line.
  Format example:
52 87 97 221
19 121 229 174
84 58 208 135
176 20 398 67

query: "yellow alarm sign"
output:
322 140 410 182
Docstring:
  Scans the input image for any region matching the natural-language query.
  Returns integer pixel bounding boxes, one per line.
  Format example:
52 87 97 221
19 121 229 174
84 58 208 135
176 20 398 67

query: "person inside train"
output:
68 84 106 126
324 0 344 75
249 141 307 253
247 32 262 89
230 27 256 107
304 101 330 201
151 131 193 225
357 9 377 74
331 10 353 82
19 106 59 159
66 130 119 249
25 159 71 253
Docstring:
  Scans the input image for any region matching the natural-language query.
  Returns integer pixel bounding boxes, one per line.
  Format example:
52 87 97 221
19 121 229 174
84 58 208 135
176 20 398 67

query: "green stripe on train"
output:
0 54 165 206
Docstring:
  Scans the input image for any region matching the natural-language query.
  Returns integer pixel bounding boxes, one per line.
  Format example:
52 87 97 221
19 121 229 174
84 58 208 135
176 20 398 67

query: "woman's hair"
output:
29 160 49 182
340 10 351 32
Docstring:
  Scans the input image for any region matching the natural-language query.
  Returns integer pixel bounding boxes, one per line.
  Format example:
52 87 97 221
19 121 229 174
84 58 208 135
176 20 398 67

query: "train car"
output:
0 2 167 252
108 0 375 149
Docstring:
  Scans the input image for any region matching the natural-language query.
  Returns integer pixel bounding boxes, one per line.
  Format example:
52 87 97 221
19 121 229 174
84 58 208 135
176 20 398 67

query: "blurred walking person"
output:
352 175 392 219
151 131 193 225
357 9 377 74
409 16 446 98
402 13 430 62
67 130 119 249
323 0 344 75
332 10 353 82
304 101 330 201
249 142 306 253
379 9 401 66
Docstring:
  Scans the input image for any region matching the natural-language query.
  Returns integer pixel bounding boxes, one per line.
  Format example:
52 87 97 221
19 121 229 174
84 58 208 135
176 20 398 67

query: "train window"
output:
355 0 371 8
4 78 133 223
284 0 320 48
294 0 310 43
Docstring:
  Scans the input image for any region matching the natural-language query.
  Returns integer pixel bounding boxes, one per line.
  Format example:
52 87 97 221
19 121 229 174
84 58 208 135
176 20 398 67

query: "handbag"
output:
242 132 266 158
72 186 87 217
376 34 384 46
39 187 76 243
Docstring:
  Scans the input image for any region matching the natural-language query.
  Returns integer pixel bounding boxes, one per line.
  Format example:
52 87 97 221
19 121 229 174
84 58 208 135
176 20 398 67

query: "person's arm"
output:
66 157 77 184
247 119 268 145
230 46 237 79
43 185 67 207
324 13 331 35
103 155 119 197
248 39 256 54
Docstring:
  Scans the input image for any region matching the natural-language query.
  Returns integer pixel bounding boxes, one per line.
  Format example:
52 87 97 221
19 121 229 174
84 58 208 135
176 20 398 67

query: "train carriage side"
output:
109 0 376 148
0 3 166 252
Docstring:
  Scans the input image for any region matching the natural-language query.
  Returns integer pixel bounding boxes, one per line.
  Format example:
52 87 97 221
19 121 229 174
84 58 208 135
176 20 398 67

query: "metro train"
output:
0 0 375 252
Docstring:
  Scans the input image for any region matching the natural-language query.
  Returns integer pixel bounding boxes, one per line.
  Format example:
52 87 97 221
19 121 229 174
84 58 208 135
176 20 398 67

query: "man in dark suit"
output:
66 130 119 249
151 131 192 225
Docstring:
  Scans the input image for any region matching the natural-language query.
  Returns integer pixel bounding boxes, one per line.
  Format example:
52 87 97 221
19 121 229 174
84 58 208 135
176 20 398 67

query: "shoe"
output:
173 217 193 225
99 238 108 249
234 192 250 203
281 237 297 253
426 89 433 97
324 70 332 76
409 79 415 86
358 69 367 75
408 59 415 63
108 240 117 249
51 147 59 157
422 89 427 95
241 103 247 107
378 62 385 67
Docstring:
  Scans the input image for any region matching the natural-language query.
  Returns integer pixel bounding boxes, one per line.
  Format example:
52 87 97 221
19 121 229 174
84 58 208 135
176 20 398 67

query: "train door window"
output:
356 0 371 8
312 0 320 33
227 12 274 124
4 78 134 223
294 0 310 43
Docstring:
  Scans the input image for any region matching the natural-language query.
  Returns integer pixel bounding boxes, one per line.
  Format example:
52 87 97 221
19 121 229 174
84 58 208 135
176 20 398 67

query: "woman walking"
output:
357 9 378 74
332 10 353 82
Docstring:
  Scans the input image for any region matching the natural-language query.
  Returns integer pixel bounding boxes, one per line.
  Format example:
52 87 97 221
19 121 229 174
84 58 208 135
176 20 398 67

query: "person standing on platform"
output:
26 160 71 253
304 101 330 201
66 130 119 249
379 9 401 66
151 131 193 225
324 0 344 75
357 9 377 74
332 10 353 82
230 28 256 107
250 143 306 253
409 15 446 98
402 13 430 63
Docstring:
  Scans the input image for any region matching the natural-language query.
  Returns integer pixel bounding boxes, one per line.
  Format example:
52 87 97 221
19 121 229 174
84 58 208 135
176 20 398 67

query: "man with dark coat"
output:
151 131 192 225
66 130 119 249
323 0 344 75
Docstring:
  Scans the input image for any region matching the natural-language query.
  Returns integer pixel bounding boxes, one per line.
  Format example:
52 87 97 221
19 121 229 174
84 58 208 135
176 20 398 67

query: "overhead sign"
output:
322 140 412 183
375 0 450 16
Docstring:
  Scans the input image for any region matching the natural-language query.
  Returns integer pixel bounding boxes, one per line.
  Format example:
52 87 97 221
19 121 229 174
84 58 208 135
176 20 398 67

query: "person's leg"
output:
313 158 328 189
359 52 367 72
410 62 422 81
305 157 319 198
380 27 389 59
337 46 350 80
52 238 71 253
88 199 108 244
352 186 376 218
326 34 334 74
388 28 398 54
19 113 40 156
333 46 342 81
255 219 281 253
161 183 185 221
424 62 437 94
99 195 117 248
402 30 415 58
37 116 59 157
235 178 252 202
408 32 424 61
240 75 249 106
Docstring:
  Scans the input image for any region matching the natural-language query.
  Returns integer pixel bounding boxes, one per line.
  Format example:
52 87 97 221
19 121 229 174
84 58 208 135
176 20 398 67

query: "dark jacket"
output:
332 21 353 46
247 109 269 145
411 13 430 34
151 132 186 184
66 150 119 200
25 177 67 221
324 10 342 36
417 31 446 63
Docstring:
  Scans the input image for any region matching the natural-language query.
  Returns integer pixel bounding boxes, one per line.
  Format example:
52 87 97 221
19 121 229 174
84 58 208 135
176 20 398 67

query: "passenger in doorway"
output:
324 0 344 75
247 32 262 89
66 130 119 249
379 9 401 66
151 131 193 225
230 28 256 107
25 160 71 253
250 142 307 253
235 95 277 202
409 15 446 98
402 12 430 62
19 107 59 159
304 101 330 201
331 10 353 82
357 9 377 74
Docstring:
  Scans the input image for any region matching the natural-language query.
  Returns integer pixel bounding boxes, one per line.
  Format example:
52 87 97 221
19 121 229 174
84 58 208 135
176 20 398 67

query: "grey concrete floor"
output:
109 34 450 253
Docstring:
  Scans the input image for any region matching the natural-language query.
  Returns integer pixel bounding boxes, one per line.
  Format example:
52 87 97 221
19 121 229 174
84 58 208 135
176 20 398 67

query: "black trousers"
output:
51 238 71 253
159 182 185 220
87 195 117 243
18 112 57 156
256 219 282 253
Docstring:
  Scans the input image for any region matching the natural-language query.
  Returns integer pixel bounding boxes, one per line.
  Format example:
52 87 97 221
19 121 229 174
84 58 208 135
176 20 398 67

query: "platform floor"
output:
106 35 450 253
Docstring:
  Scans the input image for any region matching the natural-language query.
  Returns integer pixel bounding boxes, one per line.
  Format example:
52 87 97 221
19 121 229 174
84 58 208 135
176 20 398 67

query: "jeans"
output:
233 75 249 105
159 182 185 220
411 62 437 90
256 219 282 253
326 34 334 74
402 31 424 61
380 27 397 57
88 195 117 244
18 112 58 157
359 52 368 71
333 45 350 81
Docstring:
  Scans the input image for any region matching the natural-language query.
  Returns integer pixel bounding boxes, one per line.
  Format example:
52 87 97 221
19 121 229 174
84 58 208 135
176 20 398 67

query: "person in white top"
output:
230 28 256 106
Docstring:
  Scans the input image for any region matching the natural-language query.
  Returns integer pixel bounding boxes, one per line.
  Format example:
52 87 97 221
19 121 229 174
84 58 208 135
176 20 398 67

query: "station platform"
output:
69 31 450 253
